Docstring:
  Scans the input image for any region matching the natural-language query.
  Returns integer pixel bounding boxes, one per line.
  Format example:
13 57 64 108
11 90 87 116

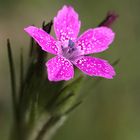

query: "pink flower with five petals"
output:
24 5 116 81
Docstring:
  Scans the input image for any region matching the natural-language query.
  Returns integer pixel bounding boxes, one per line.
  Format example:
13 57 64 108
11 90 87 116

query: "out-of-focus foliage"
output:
0 0 140 140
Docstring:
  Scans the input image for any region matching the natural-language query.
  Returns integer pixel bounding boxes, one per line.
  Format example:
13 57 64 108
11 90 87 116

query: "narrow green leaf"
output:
112 58 120 66
7 39 17 117
7 39 23 140
19 48 24 102
35 116 61 140
46 76 83 110
59 76 83 94
65 100 82 115
55 92 74 107
49 92 74 112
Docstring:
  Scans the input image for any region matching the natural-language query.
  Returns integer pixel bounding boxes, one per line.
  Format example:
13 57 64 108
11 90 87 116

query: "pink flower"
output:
24 5 116 81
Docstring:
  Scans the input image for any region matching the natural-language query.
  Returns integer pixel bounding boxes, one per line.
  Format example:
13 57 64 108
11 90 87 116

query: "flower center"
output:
58 40 83 61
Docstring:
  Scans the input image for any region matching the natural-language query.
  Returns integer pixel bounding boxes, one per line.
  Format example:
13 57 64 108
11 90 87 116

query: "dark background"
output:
0 0 140 140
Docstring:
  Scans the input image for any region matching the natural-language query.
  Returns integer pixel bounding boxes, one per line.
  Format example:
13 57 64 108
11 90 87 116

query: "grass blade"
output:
19 48 24 102
7 39 17 114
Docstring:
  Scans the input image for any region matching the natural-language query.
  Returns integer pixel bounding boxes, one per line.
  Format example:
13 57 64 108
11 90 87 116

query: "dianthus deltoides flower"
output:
24 5 116 81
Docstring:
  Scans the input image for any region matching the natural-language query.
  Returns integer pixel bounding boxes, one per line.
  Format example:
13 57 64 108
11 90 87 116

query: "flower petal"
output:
54 5 81 42
73 56 115 79
46 56 74 81
24 26 58 55
76 27 115 54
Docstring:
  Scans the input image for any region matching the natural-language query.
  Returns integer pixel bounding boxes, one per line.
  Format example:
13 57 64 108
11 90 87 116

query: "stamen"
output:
68 40 75 48
68 40 75 53
59 40 83 60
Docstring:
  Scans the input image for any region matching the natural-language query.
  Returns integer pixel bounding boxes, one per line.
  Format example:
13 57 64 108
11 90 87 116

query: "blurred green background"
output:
0 0 140 140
